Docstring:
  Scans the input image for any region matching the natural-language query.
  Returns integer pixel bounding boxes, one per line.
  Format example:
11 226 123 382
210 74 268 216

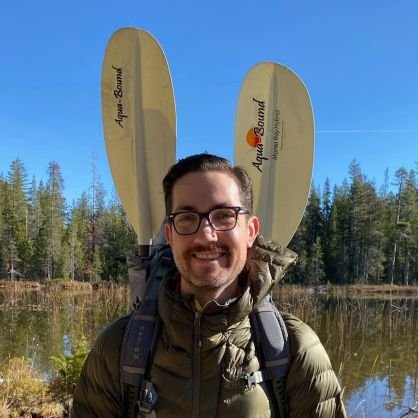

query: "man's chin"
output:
187 272 230 290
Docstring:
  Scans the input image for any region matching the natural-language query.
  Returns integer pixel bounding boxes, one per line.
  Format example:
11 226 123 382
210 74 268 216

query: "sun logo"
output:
246 128 262 148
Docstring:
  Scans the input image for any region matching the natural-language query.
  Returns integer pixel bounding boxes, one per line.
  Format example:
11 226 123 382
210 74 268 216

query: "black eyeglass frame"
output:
166 206 250 235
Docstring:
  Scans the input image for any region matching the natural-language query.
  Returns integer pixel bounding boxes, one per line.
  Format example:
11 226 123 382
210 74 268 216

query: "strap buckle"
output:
138 381 158 414
244 370 265 388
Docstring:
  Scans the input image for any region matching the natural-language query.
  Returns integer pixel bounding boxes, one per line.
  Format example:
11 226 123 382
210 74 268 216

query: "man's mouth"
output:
190 246 229 261
193 250 225 260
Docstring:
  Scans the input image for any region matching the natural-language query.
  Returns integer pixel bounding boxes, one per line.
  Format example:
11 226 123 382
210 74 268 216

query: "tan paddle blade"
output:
102 28 176 246
235 62 314 247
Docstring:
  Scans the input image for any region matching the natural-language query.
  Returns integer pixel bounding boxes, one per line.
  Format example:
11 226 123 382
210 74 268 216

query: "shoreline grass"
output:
1 279 417 297
0 279 124 293
276 283 418 297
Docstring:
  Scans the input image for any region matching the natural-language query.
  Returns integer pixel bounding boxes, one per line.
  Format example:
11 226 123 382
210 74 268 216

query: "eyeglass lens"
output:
173 207 240 234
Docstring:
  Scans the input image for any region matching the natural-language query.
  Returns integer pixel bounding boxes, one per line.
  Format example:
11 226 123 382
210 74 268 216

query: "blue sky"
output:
1 0 417 203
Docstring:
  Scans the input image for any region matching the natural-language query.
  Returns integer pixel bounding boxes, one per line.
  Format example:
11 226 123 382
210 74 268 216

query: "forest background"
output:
1 156 417 286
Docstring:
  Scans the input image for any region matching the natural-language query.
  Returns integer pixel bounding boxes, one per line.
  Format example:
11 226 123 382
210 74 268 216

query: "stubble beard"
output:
176 244 235 291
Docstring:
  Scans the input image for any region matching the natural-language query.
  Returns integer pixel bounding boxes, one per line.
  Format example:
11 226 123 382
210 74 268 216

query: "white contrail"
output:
316 129 418 134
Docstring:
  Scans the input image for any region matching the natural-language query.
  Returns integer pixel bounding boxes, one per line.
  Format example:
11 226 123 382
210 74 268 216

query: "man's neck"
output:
180 279 241 307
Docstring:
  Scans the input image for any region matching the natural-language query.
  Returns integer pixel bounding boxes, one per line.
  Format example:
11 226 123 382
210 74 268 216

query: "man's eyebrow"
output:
173 205 196 212
173 203 235 212
212 203 234 209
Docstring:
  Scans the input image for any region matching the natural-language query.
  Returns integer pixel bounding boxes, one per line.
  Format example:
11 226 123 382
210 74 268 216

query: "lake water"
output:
274 290 417 417
0 285 417 417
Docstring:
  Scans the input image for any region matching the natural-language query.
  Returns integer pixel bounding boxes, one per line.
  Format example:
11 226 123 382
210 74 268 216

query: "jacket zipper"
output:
192 310 202 418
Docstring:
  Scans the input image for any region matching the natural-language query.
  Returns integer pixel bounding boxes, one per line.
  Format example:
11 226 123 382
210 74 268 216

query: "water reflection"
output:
274 290 418 417
0 286 417 417
0 286 130 377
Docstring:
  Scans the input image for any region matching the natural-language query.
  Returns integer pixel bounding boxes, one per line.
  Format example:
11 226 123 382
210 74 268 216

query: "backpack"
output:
121 245 290 418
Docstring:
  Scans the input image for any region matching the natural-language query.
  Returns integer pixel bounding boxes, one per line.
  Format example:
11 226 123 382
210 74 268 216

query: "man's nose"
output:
196 216 217 238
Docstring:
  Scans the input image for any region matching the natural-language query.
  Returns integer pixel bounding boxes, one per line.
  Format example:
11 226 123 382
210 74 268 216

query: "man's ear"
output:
165 223 173 246
247 215 260 248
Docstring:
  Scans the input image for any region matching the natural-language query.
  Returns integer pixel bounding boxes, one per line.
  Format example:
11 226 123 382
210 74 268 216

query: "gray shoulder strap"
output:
251 296 289 379
247 296 290 418
120 247 173 417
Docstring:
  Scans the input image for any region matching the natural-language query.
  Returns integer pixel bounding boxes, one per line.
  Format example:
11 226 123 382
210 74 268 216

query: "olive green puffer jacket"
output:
71 237 347 418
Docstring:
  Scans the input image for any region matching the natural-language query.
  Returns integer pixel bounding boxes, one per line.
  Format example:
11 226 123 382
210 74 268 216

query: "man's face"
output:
165 170 259 301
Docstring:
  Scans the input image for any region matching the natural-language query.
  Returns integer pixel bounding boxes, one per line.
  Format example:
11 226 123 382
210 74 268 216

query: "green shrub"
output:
50 336 89 399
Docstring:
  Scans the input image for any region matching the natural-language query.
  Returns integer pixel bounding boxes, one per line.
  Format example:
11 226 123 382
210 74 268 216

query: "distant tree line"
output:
0 158 417 285
0 158 137 282
287 160 418 286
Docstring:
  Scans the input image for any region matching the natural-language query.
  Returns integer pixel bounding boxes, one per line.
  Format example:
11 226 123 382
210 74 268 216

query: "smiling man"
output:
72 153 347 418
165 169 259 306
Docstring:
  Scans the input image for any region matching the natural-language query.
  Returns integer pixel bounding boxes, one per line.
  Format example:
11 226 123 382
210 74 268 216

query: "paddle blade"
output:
234 63 314 247
102 28 176 245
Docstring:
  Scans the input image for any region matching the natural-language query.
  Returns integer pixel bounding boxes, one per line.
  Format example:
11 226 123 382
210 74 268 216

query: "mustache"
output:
186 244 230 256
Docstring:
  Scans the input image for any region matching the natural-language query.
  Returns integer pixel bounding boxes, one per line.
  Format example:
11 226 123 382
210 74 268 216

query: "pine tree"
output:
329 181 351 284
304 186 323 250
287 186 323 283
86 154 106 282
66 193 89 281
348 160 368 282
396 170 417 285
363 182 386 283
44 162 66 279
322 178 332 225
306 237 326 285
0 174 8 277
2 159 30 278
100 190 137 282
388 168 412 285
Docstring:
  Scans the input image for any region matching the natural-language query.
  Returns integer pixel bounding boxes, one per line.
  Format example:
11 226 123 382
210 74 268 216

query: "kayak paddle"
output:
101 27 176 256
234 62 314 247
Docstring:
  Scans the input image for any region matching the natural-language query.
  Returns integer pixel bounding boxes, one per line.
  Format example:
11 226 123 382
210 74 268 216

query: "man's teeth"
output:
194 251 223 260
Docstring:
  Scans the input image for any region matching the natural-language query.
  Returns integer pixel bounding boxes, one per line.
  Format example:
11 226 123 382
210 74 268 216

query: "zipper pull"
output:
194 311 202 348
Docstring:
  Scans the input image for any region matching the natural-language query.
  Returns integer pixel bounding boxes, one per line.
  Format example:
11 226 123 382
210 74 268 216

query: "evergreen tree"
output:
363 183 386 283
100 191 137 282
86 155 106 282
66 193 90 281
388 168 413 285
27 176 40 241
0 155 416 287
396 170 417 285
348 160 368 281
287 186 323 283
306 237 326 285
1 159 30 278
329 181 351 284
321 178 334 282
0 175 8 277
304 186 323 250
44 162 66 279
322 178 332 225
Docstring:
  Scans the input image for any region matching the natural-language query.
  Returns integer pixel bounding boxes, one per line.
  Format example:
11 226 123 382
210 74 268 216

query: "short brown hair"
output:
162 153 253 215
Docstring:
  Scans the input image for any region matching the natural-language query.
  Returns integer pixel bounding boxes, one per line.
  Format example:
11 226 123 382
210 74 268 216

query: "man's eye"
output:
176 213 196 223
213 210 235 221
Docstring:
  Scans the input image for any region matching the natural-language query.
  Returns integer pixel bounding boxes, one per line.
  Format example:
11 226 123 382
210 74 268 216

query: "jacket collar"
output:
158 236 297 323
245 235 298 305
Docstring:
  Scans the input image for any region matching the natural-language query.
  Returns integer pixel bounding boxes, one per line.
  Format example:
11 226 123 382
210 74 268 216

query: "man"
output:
72 153 347 417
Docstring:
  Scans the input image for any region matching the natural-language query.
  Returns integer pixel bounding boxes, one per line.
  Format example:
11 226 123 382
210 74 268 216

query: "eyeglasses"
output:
167 206 250 235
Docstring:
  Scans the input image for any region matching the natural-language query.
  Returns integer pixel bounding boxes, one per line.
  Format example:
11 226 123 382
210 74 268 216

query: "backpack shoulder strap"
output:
120 246 173 418
248 296 290 418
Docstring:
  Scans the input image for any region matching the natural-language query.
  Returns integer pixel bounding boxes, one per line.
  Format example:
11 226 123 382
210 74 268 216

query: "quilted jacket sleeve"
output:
71 316 129 418
282 313 347 418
